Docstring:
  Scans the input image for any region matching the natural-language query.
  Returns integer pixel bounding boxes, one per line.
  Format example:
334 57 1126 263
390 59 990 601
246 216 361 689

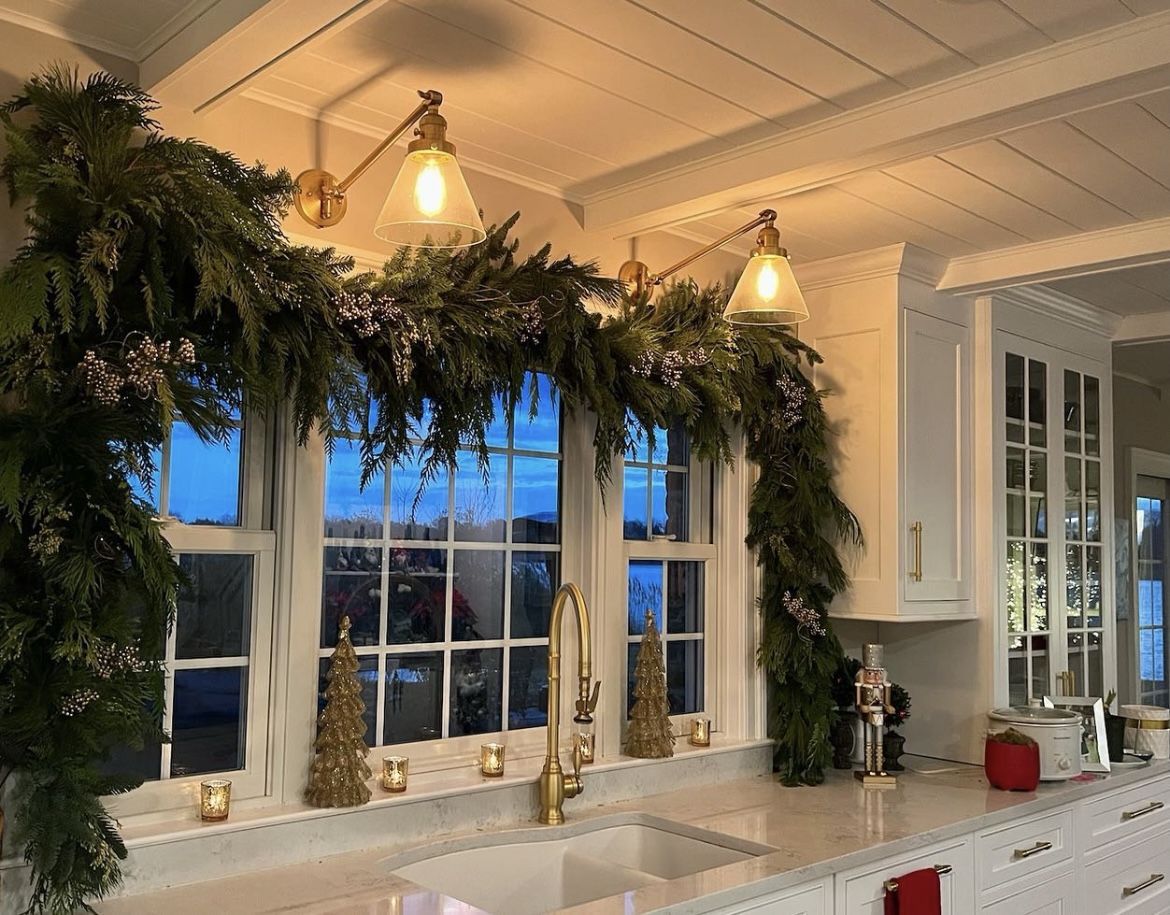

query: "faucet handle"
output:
575 681 601 722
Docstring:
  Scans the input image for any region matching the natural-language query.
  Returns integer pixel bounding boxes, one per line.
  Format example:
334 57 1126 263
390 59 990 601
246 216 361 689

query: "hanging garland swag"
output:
0 68 858 914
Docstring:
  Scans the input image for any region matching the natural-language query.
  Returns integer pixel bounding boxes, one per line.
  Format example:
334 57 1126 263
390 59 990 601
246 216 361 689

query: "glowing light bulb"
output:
413 159 447 217
755 259 780 301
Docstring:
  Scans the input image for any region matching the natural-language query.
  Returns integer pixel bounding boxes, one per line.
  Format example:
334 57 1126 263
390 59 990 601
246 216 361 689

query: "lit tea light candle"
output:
382 756 409 793
689 718 712 747
480 743 506 777
200 779 232 821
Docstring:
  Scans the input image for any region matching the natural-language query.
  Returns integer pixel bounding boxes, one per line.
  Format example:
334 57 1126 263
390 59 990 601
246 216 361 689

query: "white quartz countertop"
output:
96 756 1170 915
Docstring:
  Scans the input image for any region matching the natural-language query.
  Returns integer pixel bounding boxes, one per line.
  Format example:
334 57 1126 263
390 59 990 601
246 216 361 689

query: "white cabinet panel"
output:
976 808 1074 898
1082 773 1170 853
704 878 830 914
835 836 975 915
1084 825 1170 914
978 867 1078 914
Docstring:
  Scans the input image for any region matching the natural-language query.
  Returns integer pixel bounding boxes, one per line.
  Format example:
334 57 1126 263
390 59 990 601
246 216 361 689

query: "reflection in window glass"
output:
625 559 704 717
320 373 560 745
133 420 244 526
318 656 378 747
624 419 690 541
171 667 247 777
176 554 252 659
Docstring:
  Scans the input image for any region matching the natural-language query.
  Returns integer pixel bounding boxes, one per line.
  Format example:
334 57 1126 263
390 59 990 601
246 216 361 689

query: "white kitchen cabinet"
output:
976 808 1074 901
978 868 1078 914
993 330 1115 706
834 835 976 915
805 271 972 621
702 878 830 914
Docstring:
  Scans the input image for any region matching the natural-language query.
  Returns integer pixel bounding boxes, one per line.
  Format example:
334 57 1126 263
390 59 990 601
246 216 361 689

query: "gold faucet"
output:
539 582 601 825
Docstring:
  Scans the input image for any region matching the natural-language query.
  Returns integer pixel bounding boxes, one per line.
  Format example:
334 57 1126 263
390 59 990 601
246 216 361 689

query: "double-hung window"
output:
111 410 276 815
319 375 562 760
622 420 713 727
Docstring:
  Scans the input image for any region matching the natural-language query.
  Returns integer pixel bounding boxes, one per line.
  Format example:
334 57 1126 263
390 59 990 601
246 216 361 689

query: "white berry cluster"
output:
336 289 395 338
28 527 64 559
93 642 144 679
516 303 545 344
61 687 100 717
82 337 196 405
775 374 806 429
631 349 688 388
783 590 826 638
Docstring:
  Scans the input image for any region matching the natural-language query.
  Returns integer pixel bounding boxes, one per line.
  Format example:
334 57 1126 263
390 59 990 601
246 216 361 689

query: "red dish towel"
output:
883 867 941 915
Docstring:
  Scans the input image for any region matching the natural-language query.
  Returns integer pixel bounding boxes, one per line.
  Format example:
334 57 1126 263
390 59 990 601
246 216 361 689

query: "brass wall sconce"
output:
618 209 809 325
294 89 485 248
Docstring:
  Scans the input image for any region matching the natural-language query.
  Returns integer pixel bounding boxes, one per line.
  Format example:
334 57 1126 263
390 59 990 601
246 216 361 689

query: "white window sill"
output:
109 737 772 851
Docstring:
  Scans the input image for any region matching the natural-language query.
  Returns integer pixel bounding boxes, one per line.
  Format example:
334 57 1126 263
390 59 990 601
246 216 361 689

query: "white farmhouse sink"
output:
385 813 774 914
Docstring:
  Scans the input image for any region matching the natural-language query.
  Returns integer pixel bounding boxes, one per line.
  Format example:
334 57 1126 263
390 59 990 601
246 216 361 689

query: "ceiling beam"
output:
140 0 382 113
937 217 1170 294
580 10 1170 238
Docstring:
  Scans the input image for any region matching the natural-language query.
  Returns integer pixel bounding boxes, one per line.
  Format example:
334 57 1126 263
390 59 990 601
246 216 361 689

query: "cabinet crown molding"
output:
795 243 947 291
990 286 1122 338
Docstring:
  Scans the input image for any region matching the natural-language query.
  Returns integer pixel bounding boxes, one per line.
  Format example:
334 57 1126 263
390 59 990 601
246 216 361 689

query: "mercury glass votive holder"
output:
575 731 596 764
199 779 232 821
480 743 506 777
689 718 712 747
382 756 409 793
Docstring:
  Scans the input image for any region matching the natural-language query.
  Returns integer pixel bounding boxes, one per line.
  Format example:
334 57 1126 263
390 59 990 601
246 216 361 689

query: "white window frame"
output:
105 413 277 819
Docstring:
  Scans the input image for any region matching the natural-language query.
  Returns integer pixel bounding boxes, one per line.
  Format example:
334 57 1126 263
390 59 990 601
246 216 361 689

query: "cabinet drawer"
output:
707 879 829 914
835 836 975 915
978 866 1077 914
1083 774 1170 853
1084 826 1170 914
977 809 1074 896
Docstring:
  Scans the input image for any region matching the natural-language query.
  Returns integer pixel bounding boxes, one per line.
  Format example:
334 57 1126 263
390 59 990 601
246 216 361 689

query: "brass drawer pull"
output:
884 863 951 893
1122 801 1165 821
910 521 923 582
1123 873 1165 897
1013 840 1053 859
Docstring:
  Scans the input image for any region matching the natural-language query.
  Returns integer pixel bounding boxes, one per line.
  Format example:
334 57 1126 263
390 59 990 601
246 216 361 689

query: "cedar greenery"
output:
0 67 856 912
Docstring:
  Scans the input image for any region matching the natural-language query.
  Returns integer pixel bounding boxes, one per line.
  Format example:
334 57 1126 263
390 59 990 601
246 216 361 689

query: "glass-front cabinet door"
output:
998 334 1114 707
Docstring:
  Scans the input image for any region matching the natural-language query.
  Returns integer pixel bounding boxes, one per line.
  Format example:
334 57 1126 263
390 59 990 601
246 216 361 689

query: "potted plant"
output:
985 727 1040 791
883 682 912 771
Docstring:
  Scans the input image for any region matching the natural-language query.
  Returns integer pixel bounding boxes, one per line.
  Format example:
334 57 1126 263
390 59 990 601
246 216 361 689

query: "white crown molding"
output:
0 9 134 61
991 286 1122 338
793 243 946 291
938 216 1170 294
1112 369 1166 395
241 88 581 207
578 9 1170 237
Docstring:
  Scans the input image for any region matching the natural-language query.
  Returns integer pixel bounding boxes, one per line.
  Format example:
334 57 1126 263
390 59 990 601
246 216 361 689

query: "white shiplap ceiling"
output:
7 0 1170 318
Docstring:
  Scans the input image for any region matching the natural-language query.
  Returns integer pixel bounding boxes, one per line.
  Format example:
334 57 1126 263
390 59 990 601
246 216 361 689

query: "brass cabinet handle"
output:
1122 800 1165 821
1123 874 1165 897
910 521 923 582
1012 840 1053 859
884 863 951 892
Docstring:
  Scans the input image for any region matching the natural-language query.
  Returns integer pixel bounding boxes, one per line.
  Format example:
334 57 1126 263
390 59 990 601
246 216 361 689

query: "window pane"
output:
322 547 383 649
652 468 689 540
508 645 548 730
1065 457 1082 541
512 456 559 543
1088 631 1103 699
387 552 447 644
171 666 247 776
384 652 443 745
449 648 503 737
513 375 559 454
1032 636 1049 699
168 423 242 525
511 551 558 639
452 550 505 641
1084 376 1100 457
324 440 383 539
1086 546 1102 626
666 561 703 634
454 453 506 541
1064 370 1081 453
665 422 689 467
1065 545 1083 627
1005 353 1024 442
1085 460 1100 542
1006 540 1025 633
666 640 704 715
389 454 448 540
1029 543 1048 632
176 554 252 660
628 560 664 635
626 643 639 717
1028 360 1046 446
623 466 650 540
101 727 162 782
318 656 377 747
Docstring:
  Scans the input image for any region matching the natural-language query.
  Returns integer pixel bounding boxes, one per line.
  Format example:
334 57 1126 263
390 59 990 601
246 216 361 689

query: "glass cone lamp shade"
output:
724 251 809 325
375 149 486 248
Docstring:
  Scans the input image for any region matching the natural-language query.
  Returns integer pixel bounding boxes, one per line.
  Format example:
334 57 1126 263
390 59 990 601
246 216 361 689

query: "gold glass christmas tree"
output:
305 616 372 807
625 612 675 758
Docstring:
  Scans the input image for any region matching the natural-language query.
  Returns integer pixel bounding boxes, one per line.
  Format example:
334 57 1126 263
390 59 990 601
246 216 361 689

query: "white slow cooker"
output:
988 707 1083 781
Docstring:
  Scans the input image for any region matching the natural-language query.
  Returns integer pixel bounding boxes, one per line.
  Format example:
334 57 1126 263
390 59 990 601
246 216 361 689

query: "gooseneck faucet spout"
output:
539 582 600 825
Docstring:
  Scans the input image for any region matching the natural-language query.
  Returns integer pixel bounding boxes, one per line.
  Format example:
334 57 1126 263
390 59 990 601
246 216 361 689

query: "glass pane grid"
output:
321 375 560 747
133 416 246 527
626 559 705 717
624 419 690 542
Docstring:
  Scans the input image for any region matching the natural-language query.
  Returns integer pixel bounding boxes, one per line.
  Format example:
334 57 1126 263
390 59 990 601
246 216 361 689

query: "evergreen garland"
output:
0 67 856 912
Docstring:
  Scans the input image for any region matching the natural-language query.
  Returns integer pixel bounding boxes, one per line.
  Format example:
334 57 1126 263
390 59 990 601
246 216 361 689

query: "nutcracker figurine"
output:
854 643 897 787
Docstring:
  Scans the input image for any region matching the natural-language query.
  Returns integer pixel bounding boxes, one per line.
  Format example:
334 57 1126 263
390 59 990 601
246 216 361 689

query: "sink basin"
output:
385 813 774 914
